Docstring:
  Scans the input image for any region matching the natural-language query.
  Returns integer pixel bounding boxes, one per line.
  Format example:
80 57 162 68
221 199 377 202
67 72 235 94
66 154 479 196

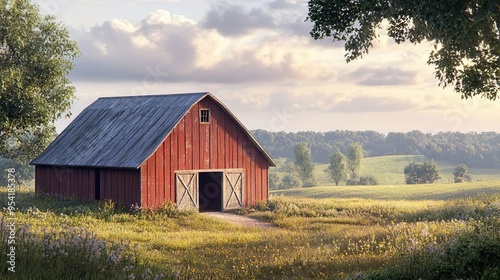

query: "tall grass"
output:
247 195 500 279
366 217 500 280
1 186 499 279
0 214 166 280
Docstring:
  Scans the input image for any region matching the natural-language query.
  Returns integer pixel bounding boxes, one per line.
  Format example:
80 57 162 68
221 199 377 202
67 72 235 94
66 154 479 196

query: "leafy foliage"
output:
345 175 378 186
346 143 363 180
269 172 280 190
358 175 379 186
404 160 441 184
325 149 346 186
0 0 79 162
453 164 472 183
0 157 33 185
307 0 500 99
294 142 315 187
279 173 302 189
345 178 357 186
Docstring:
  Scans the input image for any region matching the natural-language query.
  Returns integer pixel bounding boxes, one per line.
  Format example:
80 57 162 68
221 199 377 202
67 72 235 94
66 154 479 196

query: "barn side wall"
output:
35 166 95 200
35 166 141 206
140 97 269 209
100 169 141 207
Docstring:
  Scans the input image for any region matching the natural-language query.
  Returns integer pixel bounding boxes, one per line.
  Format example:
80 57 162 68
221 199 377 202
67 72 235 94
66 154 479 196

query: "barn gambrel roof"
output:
31 92 275 168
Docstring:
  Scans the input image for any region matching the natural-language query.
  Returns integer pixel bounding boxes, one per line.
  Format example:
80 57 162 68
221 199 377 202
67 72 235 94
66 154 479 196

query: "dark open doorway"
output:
199 172 222 212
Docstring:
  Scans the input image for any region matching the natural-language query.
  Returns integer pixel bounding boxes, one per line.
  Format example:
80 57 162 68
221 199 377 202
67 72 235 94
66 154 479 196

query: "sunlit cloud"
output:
46 1 500 133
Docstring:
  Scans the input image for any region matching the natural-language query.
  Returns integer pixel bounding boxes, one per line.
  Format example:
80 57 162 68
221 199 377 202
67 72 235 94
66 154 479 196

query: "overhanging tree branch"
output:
307 0 500 100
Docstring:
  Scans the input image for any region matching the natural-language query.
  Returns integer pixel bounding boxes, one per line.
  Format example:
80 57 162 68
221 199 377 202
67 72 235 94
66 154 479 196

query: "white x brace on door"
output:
223 170 244 210
175 172 199 210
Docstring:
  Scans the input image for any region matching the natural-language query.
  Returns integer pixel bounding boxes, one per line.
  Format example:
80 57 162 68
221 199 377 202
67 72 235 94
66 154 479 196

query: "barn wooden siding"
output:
140 97 269 209
35 166 96 200
35 166 140 206
100 169 141 206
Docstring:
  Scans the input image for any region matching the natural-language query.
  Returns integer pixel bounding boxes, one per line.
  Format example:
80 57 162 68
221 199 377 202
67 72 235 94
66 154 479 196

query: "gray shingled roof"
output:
30 92 275 168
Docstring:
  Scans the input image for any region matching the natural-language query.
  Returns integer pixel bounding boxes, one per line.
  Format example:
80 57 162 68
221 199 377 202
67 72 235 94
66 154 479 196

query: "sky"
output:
32 0 500 134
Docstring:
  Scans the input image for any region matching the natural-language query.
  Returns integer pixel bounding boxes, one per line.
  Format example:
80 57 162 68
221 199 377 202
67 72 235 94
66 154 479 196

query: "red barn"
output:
30 92 275 211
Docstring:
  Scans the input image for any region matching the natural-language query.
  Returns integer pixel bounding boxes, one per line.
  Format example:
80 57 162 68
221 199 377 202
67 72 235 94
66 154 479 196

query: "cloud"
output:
141 9 194 25
265 91 344 112
283 16 313 37
281 17 345 50
268 0 299 10
261 1 346 48
201 5 275 36
78 0 179 3
70 10 196 80
345 66 418 86
259 89 422 114
70 8 328 84
331 96 417 112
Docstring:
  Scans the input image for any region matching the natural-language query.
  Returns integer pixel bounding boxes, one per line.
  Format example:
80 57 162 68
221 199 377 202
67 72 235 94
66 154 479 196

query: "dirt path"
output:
203 212 276 229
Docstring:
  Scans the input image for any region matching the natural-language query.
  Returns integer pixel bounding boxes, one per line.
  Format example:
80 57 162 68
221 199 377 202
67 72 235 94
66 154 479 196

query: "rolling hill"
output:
272 155 500 187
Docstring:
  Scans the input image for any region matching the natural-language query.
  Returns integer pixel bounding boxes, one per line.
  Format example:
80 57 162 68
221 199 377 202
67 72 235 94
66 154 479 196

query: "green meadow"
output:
1 178 500 279
272 180 500 200
273 155 500 187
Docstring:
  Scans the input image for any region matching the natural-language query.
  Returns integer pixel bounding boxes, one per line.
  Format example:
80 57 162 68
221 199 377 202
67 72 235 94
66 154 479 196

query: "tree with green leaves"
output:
279 173 302 190
0 0 78 182
453 164 472 183
346 143 363 181
269 172 280 190
404 160 441 184
294 142 315 187
0 156 33 185
358 175 378 186
307 0 500 100
325 149 346 186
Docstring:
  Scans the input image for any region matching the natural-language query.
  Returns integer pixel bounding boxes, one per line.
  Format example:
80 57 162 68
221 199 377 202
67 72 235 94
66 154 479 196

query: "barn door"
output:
223 170 244 210
175 172 199 210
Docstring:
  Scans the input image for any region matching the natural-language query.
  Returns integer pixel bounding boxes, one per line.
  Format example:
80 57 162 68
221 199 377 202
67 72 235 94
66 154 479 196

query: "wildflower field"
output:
1 181 500 279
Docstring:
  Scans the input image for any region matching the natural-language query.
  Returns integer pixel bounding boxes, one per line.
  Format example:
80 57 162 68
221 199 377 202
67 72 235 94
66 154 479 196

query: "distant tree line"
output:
252 130 500 168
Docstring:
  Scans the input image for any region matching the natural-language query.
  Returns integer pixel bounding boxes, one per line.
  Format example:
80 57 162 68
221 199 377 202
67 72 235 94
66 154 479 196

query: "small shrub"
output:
279 173 302 189
358 175 378 185
253 200 269 211
157 201 194 218
98 199 116 221
346 176 378 185
346 178 359 186
302 179 317 188
266 197 284 212
269 173 281 190
453 164 472 183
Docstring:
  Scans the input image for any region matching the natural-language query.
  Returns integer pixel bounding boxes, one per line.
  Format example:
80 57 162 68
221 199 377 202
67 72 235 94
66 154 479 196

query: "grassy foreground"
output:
1 184 500 279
